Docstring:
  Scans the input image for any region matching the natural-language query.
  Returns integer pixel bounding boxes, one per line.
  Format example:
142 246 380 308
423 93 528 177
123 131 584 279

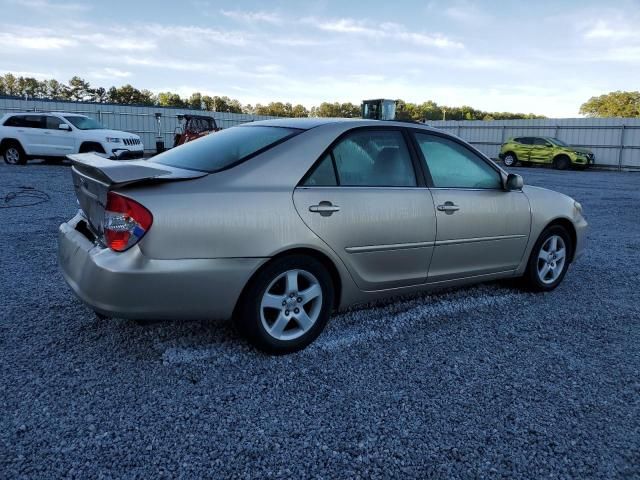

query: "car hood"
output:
78 129 141 139
567 146 592 154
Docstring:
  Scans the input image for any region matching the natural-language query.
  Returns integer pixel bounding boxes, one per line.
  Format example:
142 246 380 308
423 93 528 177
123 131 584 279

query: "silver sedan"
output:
58 119 587 353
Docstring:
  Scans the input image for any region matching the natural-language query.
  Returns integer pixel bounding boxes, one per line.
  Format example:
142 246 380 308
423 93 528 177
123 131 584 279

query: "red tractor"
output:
173 114 219 147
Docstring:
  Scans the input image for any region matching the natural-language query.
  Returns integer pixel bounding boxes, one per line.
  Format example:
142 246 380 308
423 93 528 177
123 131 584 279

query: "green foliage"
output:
0 72 547 120
254 102 309 117
579 91 640 118
309 102 360 118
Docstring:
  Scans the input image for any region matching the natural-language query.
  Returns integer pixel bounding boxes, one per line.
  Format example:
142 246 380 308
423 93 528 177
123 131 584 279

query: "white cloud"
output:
311 17 463 48
443 1 492 24
72 33 157 51
0 32 76 49
90 67 132 80
583 20 640 41
220 9 282 24
8 0 90 11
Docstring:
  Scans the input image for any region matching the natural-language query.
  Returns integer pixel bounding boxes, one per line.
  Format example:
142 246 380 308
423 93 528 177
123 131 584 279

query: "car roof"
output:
239 117 439 131
2 112 86 117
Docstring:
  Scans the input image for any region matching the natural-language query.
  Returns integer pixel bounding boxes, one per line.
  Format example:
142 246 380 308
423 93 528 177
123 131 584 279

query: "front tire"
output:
503 152 517 167
3 142 26 165
235 255 334 354
522 225 573 292
553 155 570 170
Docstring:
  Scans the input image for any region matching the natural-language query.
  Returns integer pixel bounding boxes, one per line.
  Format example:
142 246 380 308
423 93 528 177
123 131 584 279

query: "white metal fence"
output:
428 118 640 169
0 96 279 153
2 97 639 169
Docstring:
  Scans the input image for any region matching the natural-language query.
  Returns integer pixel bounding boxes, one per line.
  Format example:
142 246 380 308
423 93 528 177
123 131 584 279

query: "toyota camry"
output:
58 119 587 353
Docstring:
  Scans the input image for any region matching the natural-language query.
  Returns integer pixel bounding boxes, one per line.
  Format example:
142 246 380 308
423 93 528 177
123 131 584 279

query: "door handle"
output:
437 202 460 213
309 201 340 217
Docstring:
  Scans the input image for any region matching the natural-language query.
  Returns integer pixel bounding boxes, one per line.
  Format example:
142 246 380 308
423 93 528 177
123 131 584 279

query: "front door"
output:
42 116 75 157
412 132 531 282
294 128 437 291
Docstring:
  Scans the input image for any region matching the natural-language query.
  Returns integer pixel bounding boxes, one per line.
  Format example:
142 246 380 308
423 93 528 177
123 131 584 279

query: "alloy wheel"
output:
504 154 516 167
260 269 323 341
5 147 20 164
537 235 567 285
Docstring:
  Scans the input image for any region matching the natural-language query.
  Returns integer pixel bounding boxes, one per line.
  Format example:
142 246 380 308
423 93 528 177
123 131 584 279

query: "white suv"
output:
0 112 144 165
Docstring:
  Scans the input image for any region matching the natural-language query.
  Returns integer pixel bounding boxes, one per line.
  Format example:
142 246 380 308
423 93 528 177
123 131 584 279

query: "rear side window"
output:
151 126 301 173
3 115 43 128
532 137 550 146
4 115 24 127
519 137 534 145
305 129 416 187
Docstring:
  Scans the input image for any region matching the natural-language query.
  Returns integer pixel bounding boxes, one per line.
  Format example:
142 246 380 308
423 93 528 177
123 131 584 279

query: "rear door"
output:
42 116 75 156
513 137 533 162
412 132 531 282
528 137 553 164
293 128 437 291
5 115 45 155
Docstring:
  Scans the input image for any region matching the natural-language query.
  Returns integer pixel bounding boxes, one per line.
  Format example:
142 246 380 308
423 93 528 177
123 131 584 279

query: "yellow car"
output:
499 136 594 170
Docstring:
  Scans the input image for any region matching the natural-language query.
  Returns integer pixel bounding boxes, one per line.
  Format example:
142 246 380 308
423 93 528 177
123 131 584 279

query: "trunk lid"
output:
68 153 206 236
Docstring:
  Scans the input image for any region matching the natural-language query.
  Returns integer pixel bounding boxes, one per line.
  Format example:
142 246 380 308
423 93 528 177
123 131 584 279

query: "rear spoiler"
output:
67 153 207 187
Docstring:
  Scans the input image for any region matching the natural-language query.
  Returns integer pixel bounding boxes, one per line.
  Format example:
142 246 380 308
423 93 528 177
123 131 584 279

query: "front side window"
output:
414 133 502 189
305 129 416 187
151 125 301 173
64 116 104 130
45 116 65 130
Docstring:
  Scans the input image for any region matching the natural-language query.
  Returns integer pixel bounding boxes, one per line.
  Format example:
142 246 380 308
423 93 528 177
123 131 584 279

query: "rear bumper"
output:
58 213 265 320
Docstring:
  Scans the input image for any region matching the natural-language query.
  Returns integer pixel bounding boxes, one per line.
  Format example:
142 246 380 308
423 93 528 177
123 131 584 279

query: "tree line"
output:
0 73 557 120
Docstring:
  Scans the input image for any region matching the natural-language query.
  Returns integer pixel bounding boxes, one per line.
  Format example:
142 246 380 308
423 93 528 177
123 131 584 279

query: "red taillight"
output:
103 191 153 252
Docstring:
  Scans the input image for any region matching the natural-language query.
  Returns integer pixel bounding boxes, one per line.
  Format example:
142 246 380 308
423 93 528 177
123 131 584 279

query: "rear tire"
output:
3 142 26 165
235 255 334 354
553 155 570 170
521 225 573 292
503 152 517 167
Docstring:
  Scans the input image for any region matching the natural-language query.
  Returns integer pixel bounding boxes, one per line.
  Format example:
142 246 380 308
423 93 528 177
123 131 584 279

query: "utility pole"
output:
443 108 447 121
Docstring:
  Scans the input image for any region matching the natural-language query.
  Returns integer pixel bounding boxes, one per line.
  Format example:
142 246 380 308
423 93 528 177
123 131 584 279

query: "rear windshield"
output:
150 126 301 173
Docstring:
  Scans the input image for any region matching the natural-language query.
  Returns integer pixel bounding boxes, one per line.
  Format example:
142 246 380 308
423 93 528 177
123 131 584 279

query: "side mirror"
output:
58 123 71 131
505 173 524 191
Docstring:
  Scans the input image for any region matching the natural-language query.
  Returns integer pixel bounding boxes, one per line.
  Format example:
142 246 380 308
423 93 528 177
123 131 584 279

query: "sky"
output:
1 0 639 117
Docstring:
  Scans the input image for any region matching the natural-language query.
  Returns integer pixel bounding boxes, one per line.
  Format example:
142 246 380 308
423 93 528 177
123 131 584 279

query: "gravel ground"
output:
1 161 639 479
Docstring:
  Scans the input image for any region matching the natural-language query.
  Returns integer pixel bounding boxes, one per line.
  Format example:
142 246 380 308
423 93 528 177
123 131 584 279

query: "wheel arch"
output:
543 217 577 262
552 153 571 165
232 247 343 318
79 141 106 154
1 137 25 152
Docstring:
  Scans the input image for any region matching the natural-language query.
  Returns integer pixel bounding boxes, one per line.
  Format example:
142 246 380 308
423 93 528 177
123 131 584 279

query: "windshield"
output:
64 116 105 130
549 137 569 147
150 125 301 173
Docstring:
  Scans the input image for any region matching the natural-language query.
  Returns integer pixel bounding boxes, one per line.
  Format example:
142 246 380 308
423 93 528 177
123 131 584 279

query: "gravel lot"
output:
1 161 639 479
